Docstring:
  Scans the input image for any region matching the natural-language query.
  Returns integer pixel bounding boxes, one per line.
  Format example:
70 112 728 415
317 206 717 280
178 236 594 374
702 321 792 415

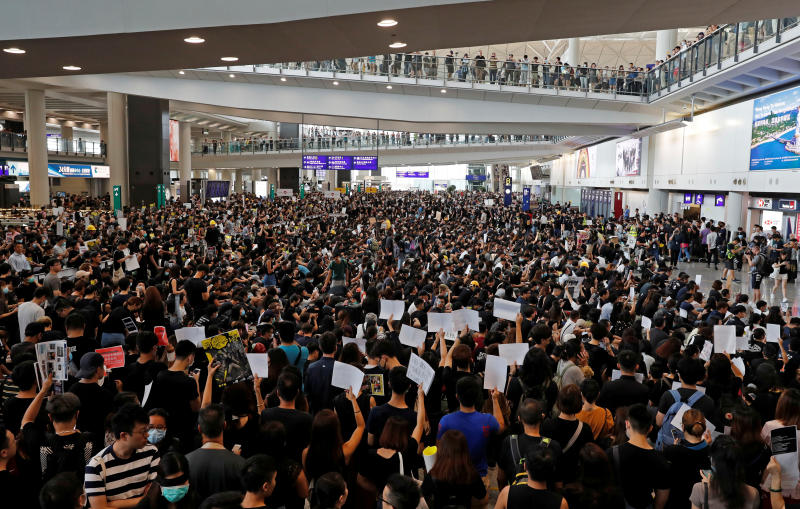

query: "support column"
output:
60 125 73 152
25 89 49 206
107 92 129 206
646 189 669 216
178 121 192 201
656 29 678 60
564 38 580 66
264 168 278 186
725 191 745 235
127 95 169 206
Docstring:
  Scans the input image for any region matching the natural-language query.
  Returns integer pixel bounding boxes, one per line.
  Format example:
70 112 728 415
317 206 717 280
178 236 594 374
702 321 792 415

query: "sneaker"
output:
783 298 789 303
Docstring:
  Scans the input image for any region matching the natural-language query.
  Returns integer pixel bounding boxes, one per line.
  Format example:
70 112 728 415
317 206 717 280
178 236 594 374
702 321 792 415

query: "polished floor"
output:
669 260 800 313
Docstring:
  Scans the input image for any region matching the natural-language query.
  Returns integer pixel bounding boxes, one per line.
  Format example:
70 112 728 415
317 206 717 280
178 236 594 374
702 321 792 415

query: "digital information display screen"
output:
303 155 377 170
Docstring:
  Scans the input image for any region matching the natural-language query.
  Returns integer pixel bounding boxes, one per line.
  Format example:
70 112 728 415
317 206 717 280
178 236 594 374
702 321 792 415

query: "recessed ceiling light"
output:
389 42 407 49
333 81 339 85
184 36 205 44
377 19 398 27
280 77 287 82
386 85 393 89
229 73 235 78
178 70 185 75
3 47 25 55
221 56 238 62
63 65 81 71
440 89 447 93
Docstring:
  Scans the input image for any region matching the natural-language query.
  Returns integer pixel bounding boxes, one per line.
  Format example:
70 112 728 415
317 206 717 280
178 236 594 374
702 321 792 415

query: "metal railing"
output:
0 131 106 158
203 16 800 104
192 133 563 156
648 17 800 98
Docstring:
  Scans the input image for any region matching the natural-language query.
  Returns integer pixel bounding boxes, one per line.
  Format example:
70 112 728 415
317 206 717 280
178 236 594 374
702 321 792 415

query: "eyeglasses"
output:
148 424 167 431
377 496 396 509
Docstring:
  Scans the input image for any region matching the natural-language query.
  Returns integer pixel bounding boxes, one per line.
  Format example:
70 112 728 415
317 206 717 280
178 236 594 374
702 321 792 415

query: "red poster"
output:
95 346 125 369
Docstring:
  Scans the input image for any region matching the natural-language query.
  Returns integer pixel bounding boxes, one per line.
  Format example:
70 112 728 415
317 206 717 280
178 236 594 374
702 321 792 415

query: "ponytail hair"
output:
681 408 706 438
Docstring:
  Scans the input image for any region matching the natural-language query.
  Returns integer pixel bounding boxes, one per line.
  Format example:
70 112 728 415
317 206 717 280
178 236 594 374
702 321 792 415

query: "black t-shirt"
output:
507 484 563 509
122 359 168 401
596 376 650 415
657 389 718 427
2 396 44 434
359 438 419 492
260 407 313 462
421 475 486 509
68 381 114 438
146 370 198 444
585 342 613 381
609 443 670 509
662 442 710 508
498 434 562 485
366 403 416 439
540 418 594 483
66 334 100 371
183 277 207 309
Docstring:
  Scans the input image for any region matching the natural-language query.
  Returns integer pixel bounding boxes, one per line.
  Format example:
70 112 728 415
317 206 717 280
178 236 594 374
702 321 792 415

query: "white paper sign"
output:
714 325 737 354
331 361 364 394
452 308 481 332
484 355 508 393
498 343 529 366
731 356 746 375
407 353 435 394
767 323 782 343
142 382 153 407
118 218 127 231
427 312 455 333
695 274 702 285
246 353 269 378
679 308 688 319
493 298 521 321
573 277 585 298
641 316 652 330
699 340 713 361
736 335 749 351
175 326 206 346
770 426 800 489
123 249 139 271
611 369 644 383
629 287 635 301
342 336 367 353
380 300 406 320
399 324 427 348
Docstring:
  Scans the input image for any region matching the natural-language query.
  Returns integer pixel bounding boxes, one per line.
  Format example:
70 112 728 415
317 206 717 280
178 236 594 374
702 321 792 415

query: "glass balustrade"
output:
191 133 563 156
0 131 106 158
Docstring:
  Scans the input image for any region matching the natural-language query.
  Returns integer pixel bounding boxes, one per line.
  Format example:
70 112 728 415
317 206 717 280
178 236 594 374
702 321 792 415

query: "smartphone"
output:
670 428 680 441
192 368 202 375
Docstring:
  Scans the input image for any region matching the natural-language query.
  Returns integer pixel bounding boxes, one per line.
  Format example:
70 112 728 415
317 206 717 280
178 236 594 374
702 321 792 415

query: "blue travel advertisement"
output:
750 84 800 170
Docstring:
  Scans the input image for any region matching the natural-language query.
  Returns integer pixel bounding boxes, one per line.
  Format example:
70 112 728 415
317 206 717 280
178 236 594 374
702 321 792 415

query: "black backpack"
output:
41 432 94 483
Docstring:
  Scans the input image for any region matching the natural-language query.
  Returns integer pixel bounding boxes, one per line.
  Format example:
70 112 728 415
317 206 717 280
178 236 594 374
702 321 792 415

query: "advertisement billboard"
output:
615 138 642 176
575 146 597 178
6 161 109 178
169 119 180 163
750 84 800 170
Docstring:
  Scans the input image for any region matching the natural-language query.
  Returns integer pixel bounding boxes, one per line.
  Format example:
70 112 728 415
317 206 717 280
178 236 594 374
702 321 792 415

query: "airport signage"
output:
302 155 378 170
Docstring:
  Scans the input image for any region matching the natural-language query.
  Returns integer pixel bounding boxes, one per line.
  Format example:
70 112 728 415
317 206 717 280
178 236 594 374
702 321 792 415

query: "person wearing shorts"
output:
771 250 790 302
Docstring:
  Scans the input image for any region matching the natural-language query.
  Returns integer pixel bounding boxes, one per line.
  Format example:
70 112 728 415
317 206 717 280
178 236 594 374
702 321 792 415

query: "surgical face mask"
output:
148 428 166 444
161 485 189 503
27 277 35 283
2 287 8 294
97 375 105 387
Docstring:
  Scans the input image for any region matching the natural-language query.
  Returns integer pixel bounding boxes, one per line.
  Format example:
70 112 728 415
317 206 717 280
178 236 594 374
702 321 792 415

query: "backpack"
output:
755 253 770 276
655 389 705 451
509 435 550 486
553 360 576 390
41 432 94 483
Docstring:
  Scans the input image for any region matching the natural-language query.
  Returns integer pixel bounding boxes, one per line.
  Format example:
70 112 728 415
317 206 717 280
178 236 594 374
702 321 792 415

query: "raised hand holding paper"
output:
399 324 427 348
714 325 736 354
246 353 269 378
427 312 455 333
484 354 508 393
331 361 364 394
175 326 206 346
498 343 529 366
767 323 782 343
452 308 481 331
380 299 406 320
407 354 435 394
493 298 521 321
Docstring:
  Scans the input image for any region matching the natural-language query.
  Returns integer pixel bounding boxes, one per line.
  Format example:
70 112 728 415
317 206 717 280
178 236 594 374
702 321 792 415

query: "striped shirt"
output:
84 443 160 501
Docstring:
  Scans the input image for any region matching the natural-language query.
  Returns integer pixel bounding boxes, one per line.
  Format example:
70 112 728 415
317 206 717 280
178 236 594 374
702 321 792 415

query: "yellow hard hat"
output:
86 224 96 231
209 220 217 226
579 260 589 268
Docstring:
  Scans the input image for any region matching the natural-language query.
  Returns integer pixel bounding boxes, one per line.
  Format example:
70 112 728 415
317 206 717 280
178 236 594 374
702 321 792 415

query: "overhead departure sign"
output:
302 155 377 170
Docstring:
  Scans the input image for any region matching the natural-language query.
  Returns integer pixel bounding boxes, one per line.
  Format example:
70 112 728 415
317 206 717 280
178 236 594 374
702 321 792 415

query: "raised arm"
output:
21 373 53 428
342 388 365 463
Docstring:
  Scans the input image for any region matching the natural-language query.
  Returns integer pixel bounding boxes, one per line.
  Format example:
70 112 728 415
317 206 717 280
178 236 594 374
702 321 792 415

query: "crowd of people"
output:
0 190 800 509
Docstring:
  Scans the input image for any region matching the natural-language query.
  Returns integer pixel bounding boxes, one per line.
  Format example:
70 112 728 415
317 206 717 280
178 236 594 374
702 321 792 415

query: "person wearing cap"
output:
69 352 116 445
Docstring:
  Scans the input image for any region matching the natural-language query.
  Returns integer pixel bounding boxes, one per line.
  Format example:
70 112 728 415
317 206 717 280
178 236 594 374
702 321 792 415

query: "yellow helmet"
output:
209 220 217 226
86 224 96 231
579 260 589 268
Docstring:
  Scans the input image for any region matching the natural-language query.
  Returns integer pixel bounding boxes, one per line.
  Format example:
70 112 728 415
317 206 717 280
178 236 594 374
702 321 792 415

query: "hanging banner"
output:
522 187 531 211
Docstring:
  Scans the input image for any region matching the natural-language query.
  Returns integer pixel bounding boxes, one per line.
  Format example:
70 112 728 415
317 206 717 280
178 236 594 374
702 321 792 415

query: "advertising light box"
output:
750 83 800 170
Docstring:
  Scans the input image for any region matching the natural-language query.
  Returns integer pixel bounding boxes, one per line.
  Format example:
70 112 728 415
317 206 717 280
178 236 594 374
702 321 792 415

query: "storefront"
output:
748 196 800 240
2 160 110 196
668 192 728 223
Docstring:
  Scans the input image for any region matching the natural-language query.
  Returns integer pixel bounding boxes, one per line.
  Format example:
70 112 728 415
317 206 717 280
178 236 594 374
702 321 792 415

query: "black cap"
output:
76 352 105 379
